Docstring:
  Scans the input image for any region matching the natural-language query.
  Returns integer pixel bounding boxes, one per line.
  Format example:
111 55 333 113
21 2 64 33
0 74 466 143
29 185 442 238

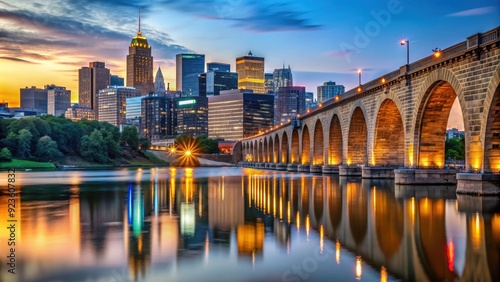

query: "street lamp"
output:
357 69 362 85
432 48 442 58
400 40 409 65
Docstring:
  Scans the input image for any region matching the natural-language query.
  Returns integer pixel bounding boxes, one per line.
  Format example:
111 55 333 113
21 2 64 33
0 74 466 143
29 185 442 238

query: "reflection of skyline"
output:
1 169 498 281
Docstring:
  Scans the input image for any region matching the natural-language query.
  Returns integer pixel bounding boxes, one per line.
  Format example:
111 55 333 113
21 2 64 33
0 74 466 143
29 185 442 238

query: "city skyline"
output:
0 0 498 130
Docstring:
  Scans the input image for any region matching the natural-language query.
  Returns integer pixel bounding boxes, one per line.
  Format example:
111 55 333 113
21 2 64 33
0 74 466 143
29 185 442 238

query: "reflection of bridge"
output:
245 173 500 282
240 28 500 192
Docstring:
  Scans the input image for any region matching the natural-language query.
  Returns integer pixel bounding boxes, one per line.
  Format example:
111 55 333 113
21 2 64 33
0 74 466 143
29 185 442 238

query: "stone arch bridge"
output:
240 27 500 194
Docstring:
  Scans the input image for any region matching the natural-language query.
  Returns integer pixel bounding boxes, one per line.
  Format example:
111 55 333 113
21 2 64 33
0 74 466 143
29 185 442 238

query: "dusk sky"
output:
0 0 499 129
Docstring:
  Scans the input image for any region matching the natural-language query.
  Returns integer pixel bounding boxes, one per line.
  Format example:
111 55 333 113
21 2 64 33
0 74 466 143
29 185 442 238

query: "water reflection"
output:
0 168 498 282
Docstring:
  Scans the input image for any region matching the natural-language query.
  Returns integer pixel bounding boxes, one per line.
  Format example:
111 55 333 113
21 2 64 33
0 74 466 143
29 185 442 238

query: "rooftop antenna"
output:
137 7 142 36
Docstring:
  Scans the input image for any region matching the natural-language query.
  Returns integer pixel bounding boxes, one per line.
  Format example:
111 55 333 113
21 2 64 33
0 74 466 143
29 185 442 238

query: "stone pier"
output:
310 165 322 173
287 164 298 172
394 169 457 185
276 163 287 171
456 173 500 196
362 167 395 179
297 164 310 172
322 165 339 174
339 165 362 176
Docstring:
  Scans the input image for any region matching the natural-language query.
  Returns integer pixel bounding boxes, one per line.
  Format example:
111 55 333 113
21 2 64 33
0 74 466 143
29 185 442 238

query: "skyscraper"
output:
98 86 141 126
207 62 230 72
110 75 124 86
141 93 174 141
78 61 110 113
317 81 345 103
272 66 293 92
47 85 71 117
154 67 166 94
20 86 48 113
126 14 154 95
236 51 265 94
206 71 238 96
176 54 205 97
274 86 306 125
208 90 274 140
175 96 208 137
264 73 274 94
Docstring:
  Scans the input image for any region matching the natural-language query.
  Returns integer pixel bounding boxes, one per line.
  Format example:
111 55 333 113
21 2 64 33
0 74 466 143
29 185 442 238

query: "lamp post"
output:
357 69 362 85
432 48 442 58
400 40 409 65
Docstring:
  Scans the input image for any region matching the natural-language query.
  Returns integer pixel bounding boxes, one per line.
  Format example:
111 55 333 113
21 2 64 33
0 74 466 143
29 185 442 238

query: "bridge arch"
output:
413 68 465 168
262 137 267 162
329 113 343 165
291 129 300 163
273 133 279 163
267 137 273 163
281 131 289 163
249 142 254 161
301 125 311 164
257 139 262 162
313 119 324 165
482 64 500 172
347 181 367 246
373 188 403 260
373 98 405 166
347 104 369 165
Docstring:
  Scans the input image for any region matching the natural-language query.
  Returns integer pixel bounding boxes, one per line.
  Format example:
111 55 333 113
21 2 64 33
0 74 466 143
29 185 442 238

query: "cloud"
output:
324 50 355 58
0 56 37 63
447 6 498 17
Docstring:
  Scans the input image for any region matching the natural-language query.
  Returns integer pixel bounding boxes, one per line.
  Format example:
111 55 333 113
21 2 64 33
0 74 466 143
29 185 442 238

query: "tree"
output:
196 136 220 154
445 137 465 160
17 129 33 158
139 137 150 151
121 126 139 150
0 148 12 161
80 129 108 163
104 131 121 158
35 136 63 160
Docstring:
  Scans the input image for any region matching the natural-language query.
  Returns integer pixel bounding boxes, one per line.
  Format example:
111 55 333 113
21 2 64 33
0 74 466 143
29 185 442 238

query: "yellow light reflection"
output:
279 197 283 220
356 256 362 280
470 213 483 251
381 266 387 282
408 144 414 167
319 225 324 253
306 215 310 239
287 201 291 224
336 240 341 264
296 211 300 231
410 197 415 225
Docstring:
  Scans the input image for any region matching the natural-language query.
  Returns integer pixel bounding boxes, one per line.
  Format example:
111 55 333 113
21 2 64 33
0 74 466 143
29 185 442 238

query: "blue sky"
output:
0 0 499 105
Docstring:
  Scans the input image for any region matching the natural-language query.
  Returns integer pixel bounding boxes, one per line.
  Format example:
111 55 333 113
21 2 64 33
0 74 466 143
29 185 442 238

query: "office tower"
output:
236 51 265 94
274 86 306 125
176 54 205 96
154 66 166 94
175 96 208 137
317 81 345 103
208 90 274 140
207 62 230 72
64 104 96 121
272 65 293 92
20 86 48 113
126 15 154 95
206 71 238 96
47 85 71 116
126 96 143 127
110 75 124 86
141 93 174 141
78 61 110 116
265 73 274 94
98 86 140 126
198 73 207 97
305 92 316 108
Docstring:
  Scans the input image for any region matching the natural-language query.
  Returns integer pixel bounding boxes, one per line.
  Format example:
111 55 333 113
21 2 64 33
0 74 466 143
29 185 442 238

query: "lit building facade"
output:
272 66 293 92
98 86 140 126
206 71 238 96
47 85 71 116
175 96 208 137
78 61 110 114
126 96 144 126
305 92 316 108
20 86 48 113
274 86 306 125
64 104 96 121
317 81 345 103
207 62 230 72
176 54 205 97
264 73 274 94
141 93 174 141
208 89 274 140
126 23 154 95
154 67 166 94
236 51 265 94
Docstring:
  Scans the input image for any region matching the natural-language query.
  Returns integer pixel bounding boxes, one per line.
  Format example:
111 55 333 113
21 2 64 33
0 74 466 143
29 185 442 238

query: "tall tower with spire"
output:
154 66 166 94
126 9 154 95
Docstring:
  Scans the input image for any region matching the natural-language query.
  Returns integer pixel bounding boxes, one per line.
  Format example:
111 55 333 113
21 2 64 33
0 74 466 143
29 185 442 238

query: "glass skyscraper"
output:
274 86 306 125
236 51 265 94
207 62 230 72
141 93 174 141
98 86 140 126
176 54 205 97
208 90 274 140
206 71 238 96
175 96 208 137
317 81 345 103
78 61 110 115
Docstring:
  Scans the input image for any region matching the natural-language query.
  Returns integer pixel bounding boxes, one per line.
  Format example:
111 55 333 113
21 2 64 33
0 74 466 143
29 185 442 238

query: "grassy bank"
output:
0 159 56 170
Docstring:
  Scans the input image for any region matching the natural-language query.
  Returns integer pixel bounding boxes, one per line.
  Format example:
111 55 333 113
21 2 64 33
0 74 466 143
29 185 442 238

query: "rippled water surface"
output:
0 167 499 282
